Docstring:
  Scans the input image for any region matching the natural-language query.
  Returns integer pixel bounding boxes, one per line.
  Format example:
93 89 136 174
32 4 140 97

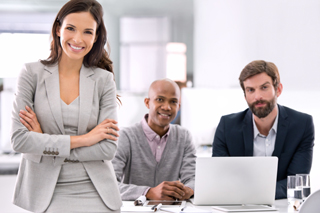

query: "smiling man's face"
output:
144 79 180 134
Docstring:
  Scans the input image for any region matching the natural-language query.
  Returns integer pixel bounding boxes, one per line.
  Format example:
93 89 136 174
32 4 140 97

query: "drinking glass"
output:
296 174 311 198
287 175 303 205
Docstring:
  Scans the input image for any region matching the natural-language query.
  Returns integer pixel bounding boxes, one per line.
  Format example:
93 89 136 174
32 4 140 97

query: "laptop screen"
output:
193 157 278 206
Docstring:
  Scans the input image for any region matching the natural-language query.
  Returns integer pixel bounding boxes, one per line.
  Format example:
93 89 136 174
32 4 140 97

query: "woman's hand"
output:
19 106 43 133
71 118 119 149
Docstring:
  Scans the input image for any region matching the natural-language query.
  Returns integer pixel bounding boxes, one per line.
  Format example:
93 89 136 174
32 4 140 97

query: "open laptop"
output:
193 157 278 208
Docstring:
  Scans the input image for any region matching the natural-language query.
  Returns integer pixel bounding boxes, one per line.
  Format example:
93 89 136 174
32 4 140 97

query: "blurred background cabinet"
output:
120 17 169 92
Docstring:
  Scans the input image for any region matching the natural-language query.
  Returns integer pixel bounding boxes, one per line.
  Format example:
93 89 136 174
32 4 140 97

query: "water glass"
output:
287 175 303 205
296 174 311 198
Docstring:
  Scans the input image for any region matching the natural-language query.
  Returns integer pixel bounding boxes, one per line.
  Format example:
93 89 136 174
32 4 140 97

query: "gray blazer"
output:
10 61 122 212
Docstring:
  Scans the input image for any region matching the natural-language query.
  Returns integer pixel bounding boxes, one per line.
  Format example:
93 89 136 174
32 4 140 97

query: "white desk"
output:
122 199 297 213
0 155 297 213
198 199 295 213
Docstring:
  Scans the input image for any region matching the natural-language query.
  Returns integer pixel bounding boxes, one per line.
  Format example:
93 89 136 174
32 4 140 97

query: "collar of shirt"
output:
253 105 279 139
141 114 170 142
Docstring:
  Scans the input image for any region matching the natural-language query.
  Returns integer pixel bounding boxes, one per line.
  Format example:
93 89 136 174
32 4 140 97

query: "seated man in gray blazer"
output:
112 79 196 201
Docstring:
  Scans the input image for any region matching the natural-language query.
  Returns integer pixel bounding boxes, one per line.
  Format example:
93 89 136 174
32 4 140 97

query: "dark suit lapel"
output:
243 110 254 156
78 65 95 135
44 64 65 134
273 105 289 157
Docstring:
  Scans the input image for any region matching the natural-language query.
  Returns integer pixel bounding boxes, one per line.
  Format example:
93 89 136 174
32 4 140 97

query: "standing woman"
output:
10 0 122 212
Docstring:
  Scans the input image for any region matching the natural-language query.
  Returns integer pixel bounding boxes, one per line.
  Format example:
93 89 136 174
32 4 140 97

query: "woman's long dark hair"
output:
41 0 113 72
42 0 121 103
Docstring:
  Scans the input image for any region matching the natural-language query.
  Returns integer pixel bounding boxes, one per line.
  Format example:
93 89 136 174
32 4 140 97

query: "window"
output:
0 33 50 78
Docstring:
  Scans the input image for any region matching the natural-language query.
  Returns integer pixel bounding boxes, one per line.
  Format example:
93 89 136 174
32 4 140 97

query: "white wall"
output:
193 0 320 192
194 0 320 89
117 92 148 128
119 17 169 92
103 9 121 88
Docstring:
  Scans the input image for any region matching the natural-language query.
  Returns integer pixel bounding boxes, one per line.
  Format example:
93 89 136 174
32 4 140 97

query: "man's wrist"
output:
144 187 151 197
184 186 194 198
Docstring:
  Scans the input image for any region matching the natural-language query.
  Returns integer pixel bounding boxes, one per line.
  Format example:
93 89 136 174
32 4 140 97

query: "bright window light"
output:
166 42 187 53
0 33 50 78
166 42 187 82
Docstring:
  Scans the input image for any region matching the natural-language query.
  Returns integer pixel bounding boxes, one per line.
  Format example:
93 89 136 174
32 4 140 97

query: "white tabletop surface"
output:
0 155 298 213
121 199 298 213
0 173 299 213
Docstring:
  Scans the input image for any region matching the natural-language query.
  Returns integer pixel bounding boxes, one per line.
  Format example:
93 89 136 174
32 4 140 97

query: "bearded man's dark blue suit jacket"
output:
212 104 314 199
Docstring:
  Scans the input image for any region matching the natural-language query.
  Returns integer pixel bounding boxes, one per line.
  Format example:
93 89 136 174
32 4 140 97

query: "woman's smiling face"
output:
57 12 98 62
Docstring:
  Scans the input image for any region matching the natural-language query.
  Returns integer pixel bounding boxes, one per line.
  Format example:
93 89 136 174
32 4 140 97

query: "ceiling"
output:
0 0 194 18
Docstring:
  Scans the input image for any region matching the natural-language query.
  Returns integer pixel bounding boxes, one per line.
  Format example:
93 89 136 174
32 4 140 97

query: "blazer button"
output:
64 159 67 162
43 151 47 154
56 151 59 155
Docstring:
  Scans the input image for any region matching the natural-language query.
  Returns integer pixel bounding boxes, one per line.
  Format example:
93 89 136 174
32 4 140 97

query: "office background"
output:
0 0 319 212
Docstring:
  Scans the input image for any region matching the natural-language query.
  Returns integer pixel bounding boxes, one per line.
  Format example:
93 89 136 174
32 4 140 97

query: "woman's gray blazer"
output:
10 61 122 212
